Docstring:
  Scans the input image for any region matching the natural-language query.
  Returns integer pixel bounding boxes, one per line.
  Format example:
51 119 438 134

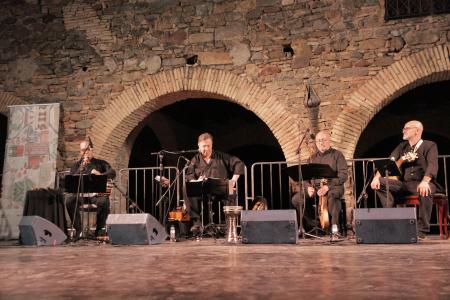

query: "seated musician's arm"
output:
335 151 348 186
418 142 438 196
423 142 438 183
228 154 245 185
101 160 116 179
371 145 402 189
185 157 197 181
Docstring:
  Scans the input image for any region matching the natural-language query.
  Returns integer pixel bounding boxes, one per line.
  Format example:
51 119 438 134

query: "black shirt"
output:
186 150 245 181
309 148 348 189
70 157 116 179
390 140 438 182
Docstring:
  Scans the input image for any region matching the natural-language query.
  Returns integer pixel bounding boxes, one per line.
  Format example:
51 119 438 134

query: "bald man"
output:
370 120 439 238
66 140 116 237
292 131 348 239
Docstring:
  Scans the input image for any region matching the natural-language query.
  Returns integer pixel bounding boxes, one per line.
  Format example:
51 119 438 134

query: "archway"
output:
89 67 300 171
128 98 285 169
355 80 450 158
332 45 450 159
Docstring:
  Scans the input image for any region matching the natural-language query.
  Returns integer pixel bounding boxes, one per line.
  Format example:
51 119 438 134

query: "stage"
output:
1 236 450 299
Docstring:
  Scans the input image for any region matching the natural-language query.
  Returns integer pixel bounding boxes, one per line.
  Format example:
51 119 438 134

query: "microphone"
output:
180 156 191 165
87 136 94 149
296 128 310 154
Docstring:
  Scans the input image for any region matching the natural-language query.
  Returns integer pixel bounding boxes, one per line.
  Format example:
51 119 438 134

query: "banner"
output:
0 103 60 239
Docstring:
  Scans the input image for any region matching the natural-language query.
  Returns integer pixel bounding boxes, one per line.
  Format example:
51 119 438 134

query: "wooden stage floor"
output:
1 236 450 299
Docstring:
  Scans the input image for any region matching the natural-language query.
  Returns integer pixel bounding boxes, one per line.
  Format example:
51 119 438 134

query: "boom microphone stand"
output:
155 157 191 224
68 146 90 241
112 180 144 213
296 128 309 239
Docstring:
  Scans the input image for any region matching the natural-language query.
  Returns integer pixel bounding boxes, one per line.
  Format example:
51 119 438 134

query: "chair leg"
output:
438 203 444 239
444 202 449 240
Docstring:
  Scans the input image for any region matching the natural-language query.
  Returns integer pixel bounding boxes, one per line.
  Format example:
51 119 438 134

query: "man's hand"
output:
417 181 431 197
371 177 380 190
91 169 101 175
307 186 315 197
317 185 329 197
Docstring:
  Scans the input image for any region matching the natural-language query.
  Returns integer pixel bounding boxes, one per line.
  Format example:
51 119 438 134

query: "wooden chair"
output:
397 193 448 239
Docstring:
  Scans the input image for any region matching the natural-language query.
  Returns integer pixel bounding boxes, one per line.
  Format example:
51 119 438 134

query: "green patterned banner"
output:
0 103 60 239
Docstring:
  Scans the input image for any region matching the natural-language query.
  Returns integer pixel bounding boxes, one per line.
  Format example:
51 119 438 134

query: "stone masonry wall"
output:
0 0 449 170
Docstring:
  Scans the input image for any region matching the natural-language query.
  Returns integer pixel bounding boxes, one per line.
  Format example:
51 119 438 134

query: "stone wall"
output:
0 0 449 170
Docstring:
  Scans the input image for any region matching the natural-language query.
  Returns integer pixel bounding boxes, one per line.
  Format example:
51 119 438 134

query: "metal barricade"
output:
247 156 449 229
117 167 180 224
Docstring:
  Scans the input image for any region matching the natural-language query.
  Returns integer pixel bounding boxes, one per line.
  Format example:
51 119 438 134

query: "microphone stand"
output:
158 151 165 225
155 158 191 225
112 180 143 213
356 171 375 209
296 129 309 239
69 147 90 241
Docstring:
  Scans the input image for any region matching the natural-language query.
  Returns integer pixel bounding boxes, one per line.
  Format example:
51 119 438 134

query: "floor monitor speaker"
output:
19 215 67 246
241 210 298 244
355 207 418 244
106 214 167 245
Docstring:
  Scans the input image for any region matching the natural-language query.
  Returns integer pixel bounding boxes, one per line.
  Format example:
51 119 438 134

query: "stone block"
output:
162 57 185 67
259 65 281 76
75 119 93 129
215 23 245 41
292 56 309 69
188 32 214 44
404 30 440 46
144 56 162 74
359 38 386 50
230 42 251 66
336 67 368 78
198 52 232 65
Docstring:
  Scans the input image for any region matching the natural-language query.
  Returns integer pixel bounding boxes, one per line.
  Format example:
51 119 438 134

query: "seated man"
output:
65 139 116 237
291 131 348 238
185 132 245 233
370 120 439 238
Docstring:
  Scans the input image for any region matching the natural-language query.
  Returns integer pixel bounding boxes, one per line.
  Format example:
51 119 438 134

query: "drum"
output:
223 206 242 243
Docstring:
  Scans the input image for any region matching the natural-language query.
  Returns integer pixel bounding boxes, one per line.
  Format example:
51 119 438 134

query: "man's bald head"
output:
403 120 423 142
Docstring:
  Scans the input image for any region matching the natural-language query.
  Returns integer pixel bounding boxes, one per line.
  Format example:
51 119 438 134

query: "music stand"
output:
64 174 107 239
285 164 337 237
64 174 107 193
373 159 401 207
186 178 229 237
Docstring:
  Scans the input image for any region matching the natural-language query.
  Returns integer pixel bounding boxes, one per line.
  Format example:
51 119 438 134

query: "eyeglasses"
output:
316 139 329 143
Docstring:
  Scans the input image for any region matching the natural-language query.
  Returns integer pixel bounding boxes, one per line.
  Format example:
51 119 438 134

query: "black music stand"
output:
64 174 107 239
373 159 402 207
64 174 107 193
186 178 229 237
285 164 337 237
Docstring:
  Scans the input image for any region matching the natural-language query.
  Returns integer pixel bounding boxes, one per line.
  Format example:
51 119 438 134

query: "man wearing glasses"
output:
66 139 116 237
292 131 348 239
370 120 439 238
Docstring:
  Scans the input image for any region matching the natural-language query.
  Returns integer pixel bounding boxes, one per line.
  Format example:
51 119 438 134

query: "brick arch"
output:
332 45 450 159
0 92 27 115
90 67 300 167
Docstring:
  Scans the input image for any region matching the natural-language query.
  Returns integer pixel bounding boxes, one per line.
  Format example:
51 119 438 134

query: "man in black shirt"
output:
185 132 245 232
66 139 116 237
370 120 438 237
291 131 348 238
